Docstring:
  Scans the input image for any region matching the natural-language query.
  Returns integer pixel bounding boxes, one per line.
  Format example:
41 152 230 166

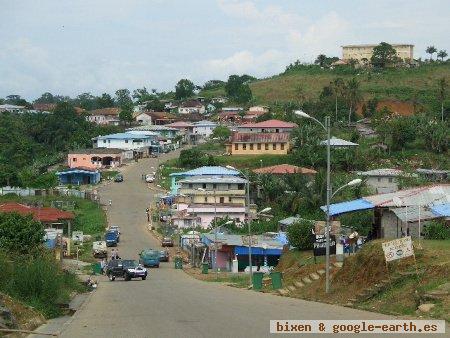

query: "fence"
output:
0 186 98 202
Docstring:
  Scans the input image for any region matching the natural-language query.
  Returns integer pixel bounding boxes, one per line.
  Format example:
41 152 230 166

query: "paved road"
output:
57 149 446 338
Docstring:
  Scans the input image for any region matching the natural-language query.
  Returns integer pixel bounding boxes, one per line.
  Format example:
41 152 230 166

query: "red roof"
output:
253 164 317 175
238 119 297 129
165 121 193 128
0 203 75 222
230 132 290 143
89 107 119 116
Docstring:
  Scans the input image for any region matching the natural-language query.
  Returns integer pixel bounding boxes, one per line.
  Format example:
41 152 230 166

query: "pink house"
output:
68 148 124 170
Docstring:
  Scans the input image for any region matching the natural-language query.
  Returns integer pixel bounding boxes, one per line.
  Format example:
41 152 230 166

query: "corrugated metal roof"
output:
231 132 290 143
320 199 375 216
391 205 438 222
178 176 247 184
203 233 284 249
320 137 358 147
430 203 450 217
278 216 302 226
93 133 152 140
194 120 217 126
170 166 240 177
357 168 408 177
238 119 297 129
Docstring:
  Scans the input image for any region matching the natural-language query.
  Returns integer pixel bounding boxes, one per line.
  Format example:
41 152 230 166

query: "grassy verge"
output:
184 267 250 288
101 170 119 181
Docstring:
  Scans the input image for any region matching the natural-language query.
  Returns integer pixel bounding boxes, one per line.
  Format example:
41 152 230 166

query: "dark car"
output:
105 259 147 281
161 237 174 247
158 250 169 262
114 174 123 182
105 231 119 247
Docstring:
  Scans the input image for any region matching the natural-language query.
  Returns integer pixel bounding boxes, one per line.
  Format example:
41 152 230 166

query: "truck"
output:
92 241 107 258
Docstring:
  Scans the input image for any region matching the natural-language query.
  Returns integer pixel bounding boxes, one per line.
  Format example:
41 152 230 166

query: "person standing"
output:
146 208 150 222
109 199 112 206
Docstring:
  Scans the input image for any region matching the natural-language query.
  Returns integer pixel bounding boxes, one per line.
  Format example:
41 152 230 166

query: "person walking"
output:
111 248 116 260
108 199 112 206
146 208 150 222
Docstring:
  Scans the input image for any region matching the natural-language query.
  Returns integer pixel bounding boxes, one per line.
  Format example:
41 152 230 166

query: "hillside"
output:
200 63 450 111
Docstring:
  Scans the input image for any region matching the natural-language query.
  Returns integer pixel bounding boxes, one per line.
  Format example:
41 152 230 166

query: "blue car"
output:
105 231 119 247
139 249 160 268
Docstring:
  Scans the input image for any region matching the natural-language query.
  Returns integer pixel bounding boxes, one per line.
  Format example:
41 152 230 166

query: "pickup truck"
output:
105 259 147 281
105 231 119 247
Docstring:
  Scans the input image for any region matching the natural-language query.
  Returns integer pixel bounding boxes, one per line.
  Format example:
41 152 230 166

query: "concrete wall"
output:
343 45 413 62
365 176 399 194
94 138 151 151
68 153 122 169
381 209 430 239
226 142 290 155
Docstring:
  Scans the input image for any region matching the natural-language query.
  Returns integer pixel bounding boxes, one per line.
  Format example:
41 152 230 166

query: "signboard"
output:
381 236 414 262
72 231 84 243
314 221 341 235
313 234 336 256
241 235 258 246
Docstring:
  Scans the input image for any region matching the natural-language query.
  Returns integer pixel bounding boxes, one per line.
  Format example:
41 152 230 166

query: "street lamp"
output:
294 110 361 293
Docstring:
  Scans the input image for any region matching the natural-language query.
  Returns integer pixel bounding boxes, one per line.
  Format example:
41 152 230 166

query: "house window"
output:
103 140 107 143
257 144 261 150
243 144 247 150
235 144 238 150
220 197 224 203
388 178 393 183
238 184 244 190
281 143 285 150
228 197 232 202
202 183 206 189
272 143 276 150
188 184 193 189
204 197 208 203
250 144 254 150
213 184 217 189
275 129 279 133
265 143 269 150
73 158 77 162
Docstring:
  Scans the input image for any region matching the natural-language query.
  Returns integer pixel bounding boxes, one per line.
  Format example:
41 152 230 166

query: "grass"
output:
101 170 119 181
249 63 450 106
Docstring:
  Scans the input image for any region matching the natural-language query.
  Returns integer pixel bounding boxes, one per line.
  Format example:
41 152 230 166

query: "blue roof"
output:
56 168 99 175
320 198 374 216
170 166 240 177
94 133 151 140
430 203 450 217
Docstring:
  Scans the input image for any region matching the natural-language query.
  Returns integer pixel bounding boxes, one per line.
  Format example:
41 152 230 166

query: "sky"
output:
1 0 449 100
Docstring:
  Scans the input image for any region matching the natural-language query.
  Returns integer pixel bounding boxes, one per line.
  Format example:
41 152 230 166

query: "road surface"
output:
55 149 445 338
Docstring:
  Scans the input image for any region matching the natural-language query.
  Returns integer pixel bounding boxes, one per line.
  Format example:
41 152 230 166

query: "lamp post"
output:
294 110 361 293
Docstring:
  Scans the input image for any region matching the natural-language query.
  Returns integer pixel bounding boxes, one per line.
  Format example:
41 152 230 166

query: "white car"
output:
145 174 155 183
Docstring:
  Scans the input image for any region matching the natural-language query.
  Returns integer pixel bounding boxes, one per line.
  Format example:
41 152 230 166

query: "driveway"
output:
57 149 446 338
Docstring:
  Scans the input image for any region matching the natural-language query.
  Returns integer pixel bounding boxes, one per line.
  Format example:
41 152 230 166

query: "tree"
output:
426 46 437 61
211 125 231 141
145 99 165 112
437 50 448 62
115 89 133 107
34 92 55 104
314 54 327 67
95 93 115 108
370 42 397 68
286 220 314 250
119 102 133 125
203 80 226 90
0 213 44 254
225 75 253 104
437 77 448 122
344 78 362 125
175 79 195 100
5 95 31 107
75 92 96 111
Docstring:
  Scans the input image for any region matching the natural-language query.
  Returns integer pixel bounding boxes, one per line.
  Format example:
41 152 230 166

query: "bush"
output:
424 220 450 240
287 220 314 250
0 213 44 254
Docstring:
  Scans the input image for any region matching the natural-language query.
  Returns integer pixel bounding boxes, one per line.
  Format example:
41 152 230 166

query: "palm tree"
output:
426 46 437 61
331 78 345 121
437 77 448 122
315 54 327 67
437 50 448 62
345 78 362 126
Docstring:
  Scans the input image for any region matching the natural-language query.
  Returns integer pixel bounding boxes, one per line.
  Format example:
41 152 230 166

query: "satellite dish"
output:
393 197 403 207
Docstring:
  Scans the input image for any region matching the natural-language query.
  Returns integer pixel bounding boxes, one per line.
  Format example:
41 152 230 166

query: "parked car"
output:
161 237 174 247
145 174 155 183
105 231 119 247
139 249 160 268
114 174 124 182
92 241 107 258
150 153 158 158
158 250 169 262
105 259 147 281
109 225 121 235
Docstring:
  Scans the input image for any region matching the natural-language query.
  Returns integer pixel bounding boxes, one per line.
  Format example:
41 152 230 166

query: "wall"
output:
342 45 414 62
68 153 122 169
237 127 294 133
136 114 152 125
365 176 399 194
95 138 151 151
380 209 429 239
227 142 290 155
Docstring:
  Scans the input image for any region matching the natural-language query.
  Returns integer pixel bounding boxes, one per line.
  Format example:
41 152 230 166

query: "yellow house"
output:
226 132 291 155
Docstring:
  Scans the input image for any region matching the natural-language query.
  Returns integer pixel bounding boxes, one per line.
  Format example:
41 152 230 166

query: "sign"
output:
241 235 258 246
314 221 341 235
72 231 84 242
313 234 336 256
382 236 414 262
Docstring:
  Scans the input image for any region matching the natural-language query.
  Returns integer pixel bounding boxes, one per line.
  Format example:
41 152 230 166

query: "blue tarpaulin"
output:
234 246 282 255
430 203 450 217
320 198 375 216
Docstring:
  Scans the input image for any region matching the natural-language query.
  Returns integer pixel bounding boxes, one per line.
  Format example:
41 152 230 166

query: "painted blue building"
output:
56 167 101 185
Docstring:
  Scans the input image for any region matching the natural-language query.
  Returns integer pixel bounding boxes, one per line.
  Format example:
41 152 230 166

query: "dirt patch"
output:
357 99 416 116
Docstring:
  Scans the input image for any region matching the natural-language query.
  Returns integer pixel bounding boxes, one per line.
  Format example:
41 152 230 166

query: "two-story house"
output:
236 119 297 133
92 133 153 156
86 108 120 125
178 100 206 115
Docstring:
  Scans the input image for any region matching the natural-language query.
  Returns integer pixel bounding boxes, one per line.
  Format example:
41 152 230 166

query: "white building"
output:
135 112 153 125
86 108 120 125
0 104 27 113
92 133 153 154
357 169 416 194
192 120 217 138
178 100 205 115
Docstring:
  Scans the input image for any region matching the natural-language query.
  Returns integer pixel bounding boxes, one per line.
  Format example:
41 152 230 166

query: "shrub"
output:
0 213 44 254
287 220 314 250
424 220 450 240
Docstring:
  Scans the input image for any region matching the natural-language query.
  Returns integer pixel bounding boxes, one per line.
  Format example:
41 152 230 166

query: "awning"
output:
235 246 282 255
430 203 450 217
320 198 374 216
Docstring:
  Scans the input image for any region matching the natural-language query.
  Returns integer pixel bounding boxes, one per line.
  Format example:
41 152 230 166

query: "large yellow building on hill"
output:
342 44 414 62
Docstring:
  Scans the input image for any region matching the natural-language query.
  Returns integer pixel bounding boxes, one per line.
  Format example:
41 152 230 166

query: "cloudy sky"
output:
1 0 449 100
